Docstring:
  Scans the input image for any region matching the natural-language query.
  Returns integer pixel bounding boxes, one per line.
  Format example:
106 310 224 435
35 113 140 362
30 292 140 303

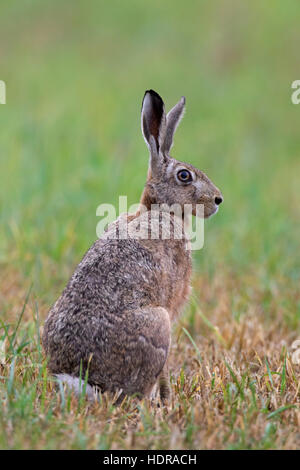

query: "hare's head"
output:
140 90 223 218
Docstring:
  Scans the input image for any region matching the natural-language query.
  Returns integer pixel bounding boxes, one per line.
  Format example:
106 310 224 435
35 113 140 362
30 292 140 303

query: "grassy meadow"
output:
0 0 299 449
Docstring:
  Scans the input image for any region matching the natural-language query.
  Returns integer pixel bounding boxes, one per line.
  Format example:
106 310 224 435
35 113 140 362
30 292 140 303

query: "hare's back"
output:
67 237 162 312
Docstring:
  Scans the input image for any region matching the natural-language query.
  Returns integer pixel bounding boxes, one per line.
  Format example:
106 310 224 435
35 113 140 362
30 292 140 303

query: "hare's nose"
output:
215 196 223 205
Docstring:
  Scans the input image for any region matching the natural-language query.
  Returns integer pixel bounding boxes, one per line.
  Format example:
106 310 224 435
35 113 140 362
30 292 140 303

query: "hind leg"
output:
90 306 171 399
158 361 171 405
123 306 171 398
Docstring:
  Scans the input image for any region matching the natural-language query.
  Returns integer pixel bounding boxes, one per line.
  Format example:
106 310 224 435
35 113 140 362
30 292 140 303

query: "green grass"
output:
0 0 299 449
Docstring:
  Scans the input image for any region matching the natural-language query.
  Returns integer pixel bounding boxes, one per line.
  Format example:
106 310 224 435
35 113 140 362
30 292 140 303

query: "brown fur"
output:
42 90 222 403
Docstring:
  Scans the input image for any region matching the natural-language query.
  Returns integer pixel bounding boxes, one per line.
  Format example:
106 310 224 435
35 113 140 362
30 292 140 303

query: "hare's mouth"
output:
204 204 220 219
191 205 219 218
209 205 219 217
206 195 223 218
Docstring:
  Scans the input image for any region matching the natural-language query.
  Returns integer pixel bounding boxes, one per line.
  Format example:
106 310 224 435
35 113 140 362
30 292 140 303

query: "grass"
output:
1 270 299 449
0 0 299 450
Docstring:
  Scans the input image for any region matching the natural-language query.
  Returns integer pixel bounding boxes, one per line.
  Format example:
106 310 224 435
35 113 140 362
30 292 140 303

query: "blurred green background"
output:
0 0 299 317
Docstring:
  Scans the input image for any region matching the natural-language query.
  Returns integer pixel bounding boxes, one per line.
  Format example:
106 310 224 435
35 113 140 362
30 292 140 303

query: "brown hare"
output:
42 90 223 404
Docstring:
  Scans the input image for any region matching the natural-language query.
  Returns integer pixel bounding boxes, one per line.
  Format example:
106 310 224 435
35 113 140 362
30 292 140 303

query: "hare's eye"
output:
177 169 192 183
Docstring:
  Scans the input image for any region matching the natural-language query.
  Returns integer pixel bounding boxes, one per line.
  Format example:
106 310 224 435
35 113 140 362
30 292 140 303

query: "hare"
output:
42 90 223 404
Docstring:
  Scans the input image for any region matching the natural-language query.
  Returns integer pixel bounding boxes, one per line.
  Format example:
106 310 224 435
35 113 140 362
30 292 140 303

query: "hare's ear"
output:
161 96 185 155
141 90 167 174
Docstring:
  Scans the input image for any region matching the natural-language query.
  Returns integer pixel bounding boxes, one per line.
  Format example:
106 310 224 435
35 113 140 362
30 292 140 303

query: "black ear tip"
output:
144 89 164 102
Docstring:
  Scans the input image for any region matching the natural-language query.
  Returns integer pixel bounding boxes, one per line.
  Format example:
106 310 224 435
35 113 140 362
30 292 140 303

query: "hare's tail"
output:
55 373 99 402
